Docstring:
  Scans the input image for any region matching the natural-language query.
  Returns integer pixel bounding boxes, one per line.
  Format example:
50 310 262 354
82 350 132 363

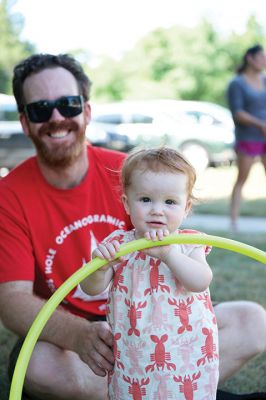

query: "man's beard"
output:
29 120 86 168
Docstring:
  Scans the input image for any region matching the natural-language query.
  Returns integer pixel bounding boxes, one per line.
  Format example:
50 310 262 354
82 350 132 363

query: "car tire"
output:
179 142 210 173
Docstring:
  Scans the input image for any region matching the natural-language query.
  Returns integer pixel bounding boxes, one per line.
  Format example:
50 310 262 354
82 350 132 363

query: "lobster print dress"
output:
105 229 219 400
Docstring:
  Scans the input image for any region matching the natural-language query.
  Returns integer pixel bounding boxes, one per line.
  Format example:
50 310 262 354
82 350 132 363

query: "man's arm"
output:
0 281 114 376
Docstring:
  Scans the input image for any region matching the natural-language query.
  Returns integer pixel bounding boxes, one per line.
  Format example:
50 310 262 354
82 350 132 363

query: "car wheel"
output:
179 142 209 173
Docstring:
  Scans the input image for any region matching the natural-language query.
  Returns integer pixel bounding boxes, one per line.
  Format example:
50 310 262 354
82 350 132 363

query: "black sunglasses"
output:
24 95 84 123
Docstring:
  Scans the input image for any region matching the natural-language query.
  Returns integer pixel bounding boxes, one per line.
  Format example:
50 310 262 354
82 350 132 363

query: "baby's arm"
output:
160 246 212 292
80 240 120 296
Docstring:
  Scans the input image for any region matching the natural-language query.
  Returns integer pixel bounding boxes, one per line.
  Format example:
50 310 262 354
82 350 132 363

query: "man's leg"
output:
215 301 266 383
11 341 108 400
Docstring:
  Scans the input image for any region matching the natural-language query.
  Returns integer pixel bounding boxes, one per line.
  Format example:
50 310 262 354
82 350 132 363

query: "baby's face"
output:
122 169 191 238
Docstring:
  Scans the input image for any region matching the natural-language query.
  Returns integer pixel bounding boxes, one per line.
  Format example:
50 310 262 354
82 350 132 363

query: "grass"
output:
197 159 266 393
209 231 266 393
1 163 265 398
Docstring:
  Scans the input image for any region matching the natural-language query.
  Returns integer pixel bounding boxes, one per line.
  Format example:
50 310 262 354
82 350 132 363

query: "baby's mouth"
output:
147 221 165 226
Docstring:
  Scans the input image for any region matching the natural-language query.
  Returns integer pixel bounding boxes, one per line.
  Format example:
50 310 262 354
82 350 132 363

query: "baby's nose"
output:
151 203 164 214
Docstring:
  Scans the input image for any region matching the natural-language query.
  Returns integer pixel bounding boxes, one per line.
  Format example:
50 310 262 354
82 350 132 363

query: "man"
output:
0 53 265 400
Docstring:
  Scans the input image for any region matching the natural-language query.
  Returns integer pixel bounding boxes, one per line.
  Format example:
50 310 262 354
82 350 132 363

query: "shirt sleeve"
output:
179 229 212 256
227 79 245 116
0 187 35 282
102 229 127 244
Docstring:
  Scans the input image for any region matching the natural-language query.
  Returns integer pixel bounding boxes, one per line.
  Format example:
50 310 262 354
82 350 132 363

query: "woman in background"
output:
227 44 266 231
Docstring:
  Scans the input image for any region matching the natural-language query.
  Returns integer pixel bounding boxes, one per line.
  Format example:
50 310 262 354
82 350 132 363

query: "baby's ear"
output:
185 199 192 216
121 194 130 215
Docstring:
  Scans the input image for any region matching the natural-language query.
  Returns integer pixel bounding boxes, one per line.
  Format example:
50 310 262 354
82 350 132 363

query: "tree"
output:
88 16 266 106
0 0 35 94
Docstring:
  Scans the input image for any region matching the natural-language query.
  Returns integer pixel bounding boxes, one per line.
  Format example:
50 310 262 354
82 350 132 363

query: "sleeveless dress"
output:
105 229 219 400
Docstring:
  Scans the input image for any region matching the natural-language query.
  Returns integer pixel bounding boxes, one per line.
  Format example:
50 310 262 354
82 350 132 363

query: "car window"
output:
93 114 123 124
185 111 221 126
0 104 19 122
131 114 153 124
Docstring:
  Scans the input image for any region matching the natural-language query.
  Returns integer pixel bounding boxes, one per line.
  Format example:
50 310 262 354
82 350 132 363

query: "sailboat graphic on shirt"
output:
72 230 109 309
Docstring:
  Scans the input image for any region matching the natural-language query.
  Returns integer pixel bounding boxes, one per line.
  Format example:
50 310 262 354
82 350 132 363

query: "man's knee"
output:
241 302 266 354
25 357 79 399
25 345 108 400
217 301 266 356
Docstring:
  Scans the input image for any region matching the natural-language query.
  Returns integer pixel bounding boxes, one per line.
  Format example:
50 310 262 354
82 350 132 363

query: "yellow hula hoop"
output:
9 233 266 400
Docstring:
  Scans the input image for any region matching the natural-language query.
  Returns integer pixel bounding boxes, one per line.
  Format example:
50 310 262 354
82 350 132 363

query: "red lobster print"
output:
197 328 218 366
145 334 176 372
113 332 125 370
111 260 128 293
168 297 194 334
106 233 124 243
144 258 170 295
123 376 150 400
173 372 201 400
135 251 147 261
124 298 147 336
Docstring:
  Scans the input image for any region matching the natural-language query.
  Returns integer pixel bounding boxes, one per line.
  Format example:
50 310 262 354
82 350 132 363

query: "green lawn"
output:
194 197 266 217
209 231 266 393
0 324 17 399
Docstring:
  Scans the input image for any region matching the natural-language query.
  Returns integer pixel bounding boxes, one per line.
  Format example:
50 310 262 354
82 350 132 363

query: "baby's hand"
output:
92 240 121 262
143 229 171 259
144 228 169 242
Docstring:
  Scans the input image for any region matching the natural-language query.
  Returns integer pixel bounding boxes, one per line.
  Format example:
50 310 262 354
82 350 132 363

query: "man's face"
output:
21 67 91 168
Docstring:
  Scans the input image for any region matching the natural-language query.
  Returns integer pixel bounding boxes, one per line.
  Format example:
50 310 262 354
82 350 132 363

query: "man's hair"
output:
12 53 92 112
121 146 197 201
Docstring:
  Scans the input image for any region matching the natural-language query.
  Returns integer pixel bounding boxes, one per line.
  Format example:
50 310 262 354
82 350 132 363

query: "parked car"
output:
86 121 132 151
91 99 236 171
0 94 35 176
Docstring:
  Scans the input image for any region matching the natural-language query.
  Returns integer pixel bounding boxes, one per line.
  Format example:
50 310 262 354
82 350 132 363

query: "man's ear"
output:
84 102 91 125
121 194 130 215
19 113 30 137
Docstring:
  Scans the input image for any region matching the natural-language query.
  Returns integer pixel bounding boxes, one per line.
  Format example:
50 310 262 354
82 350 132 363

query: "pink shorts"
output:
235 141 266 156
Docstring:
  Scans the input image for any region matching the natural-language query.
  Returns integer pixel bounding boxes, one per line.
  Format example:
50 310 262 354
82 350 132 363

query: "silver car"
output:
91 99 235 172
0 94 35 176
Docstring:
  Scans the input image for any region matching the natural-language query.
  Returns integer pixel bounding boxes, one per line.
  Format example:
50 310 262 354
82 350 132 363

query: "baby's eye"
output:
165 199 176 205
140 197 151 203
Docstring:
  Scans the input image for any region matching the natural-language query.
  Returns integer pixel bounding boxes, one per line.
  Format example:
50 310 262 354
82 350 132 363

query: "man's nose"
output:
49 107 65 121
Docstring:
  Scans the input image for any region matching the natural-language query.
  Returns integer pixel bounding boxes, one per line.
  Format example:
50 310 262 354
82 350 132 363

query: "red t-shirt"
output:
0 145 132 317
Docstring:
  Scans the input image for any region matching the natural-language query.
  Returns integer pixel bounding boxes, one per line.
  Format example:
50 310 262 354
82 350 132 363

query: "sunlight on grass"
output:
195 162 265 201
193 162 266 217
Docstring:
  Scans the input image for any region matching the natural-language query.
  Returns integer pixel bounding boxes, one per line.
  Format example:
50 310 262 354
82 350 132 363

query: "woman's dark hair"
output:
237 44 264 74
12 53 92 112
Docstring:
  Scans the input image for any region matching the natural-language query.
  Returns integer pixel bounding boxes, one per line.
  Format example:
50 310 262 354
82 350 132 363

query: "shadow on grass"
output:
0 324 17 400
194 197 266 218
